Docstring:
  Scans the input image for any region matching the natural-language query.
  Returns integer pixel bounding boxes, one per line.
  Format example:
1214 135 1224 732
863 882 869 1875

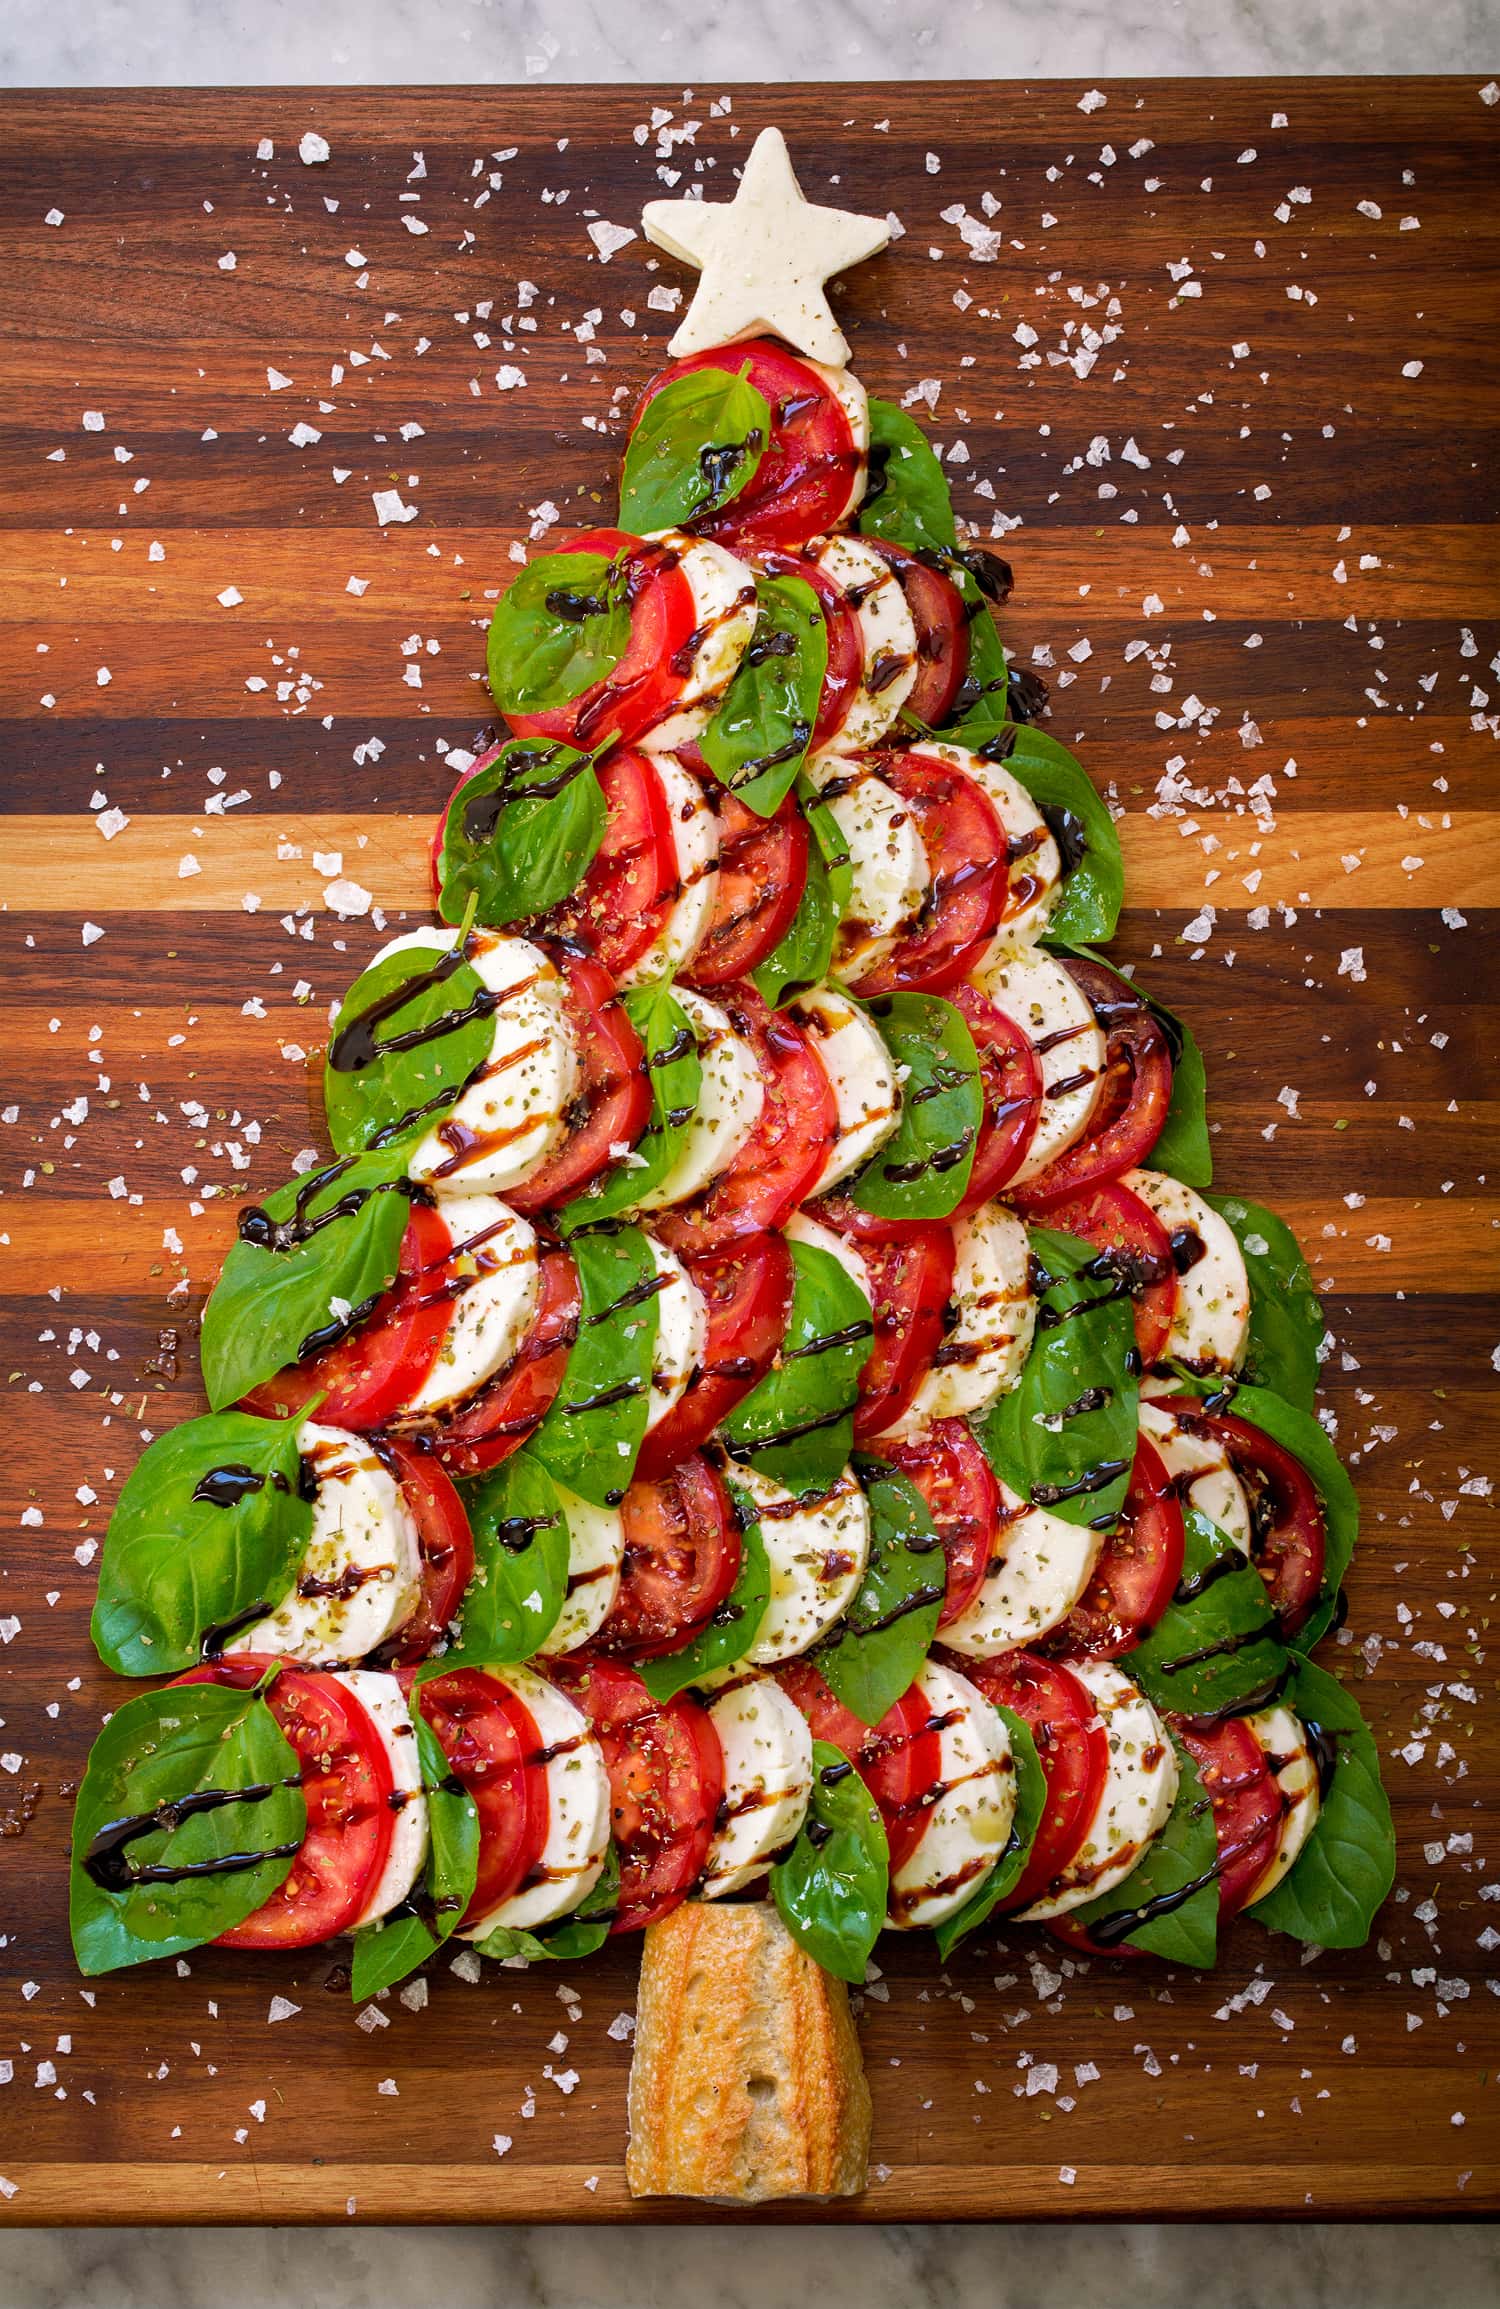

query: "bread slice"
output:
626 1901 872 2202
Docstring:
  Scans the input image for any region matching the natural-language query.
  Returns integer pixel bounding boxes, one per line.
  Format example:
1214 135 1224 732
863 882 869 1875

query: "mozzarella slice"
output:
333 1669 430 1929
739 1462 871 1666
637 532 758 753
634 987 764 1210
1137 1393 1252 1553
789 985 900 1192
618 752 722 987
1242 1704 1323 1906
812 533 917 745
807 755 930 984
1124 1168 1250 1374
1021 1662 1178 1920
226 1419 421 1665
907 739 1063 950
642 1235 708 1436
940 1478 1104 1659
805 359 869 526
886 1659 1017 1931
393 1196 540 1421
700 1675 815 1898
459 1664 611 1937
539 1488 626 1656
784 1209 872 1302
886 1202 1034 1434
975 948 1104 1182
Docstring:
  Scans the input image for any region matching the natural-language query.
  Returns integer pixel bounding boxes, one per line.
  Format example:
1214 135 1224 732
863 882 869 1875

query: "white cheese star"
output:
642 126 889 370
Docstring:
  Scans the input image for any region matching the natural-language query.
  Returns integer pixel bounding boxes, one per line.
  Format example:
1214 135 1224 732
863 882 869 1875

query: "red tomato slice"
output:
1172 1715 1287 1920
749 543 864 747
633 1232 795 1481
776 1661 944 1874
867 541 970 727
1148 1397 1328 1638
837 1222 957 1443
426 1245 580 1478
1046 1433 1185 1660
855 751 1008 996
1041 1178 1178 1367
655 985 837 1258
946 982 1043 1212
377 1436 476 1665
1009 956 1174 1211
955 1651 1110 1912
505 528 700 753
881 1419 1000 1628
508 955 649 1214
595 1453 742 1658
683 789 809 986
545 747 678 980
551 1656 723 1934
175 1657 395 1951
417 1666 551 1927
635 342 860 549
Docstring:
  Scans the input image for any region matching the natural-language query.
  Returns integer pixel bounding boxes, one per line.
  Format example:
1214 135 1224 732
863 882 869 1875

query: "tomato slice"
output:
1041 1179 1178 1367
545 747 678 980
1172 1715 1286 1920
508 954 649 1214
1147 1397 1328 1637
855 751 1008 996
834 1222 957 1443
635 342 860 549
776 1661 944 1874
633 1232 795 1481
946 981 1043 1212
867 541 970 727
683 789 809 986
426 1244 580 1478
750 543 864 747
1009 956 1174 1211
417 1666 551 1927
505 528 700 753
881 1419 999 1628
175 1657 395 1950
1046 1433 1185 1660
594 1453 742 1658
655 985 837 1258
376 1436 475 1665
955 1651 1110 1912
551 1656 723 1934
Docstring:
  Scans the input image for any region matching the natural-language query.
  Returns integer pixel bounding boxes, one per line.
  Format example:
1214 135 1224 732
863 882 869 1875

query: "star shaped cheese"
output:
642 126 889 370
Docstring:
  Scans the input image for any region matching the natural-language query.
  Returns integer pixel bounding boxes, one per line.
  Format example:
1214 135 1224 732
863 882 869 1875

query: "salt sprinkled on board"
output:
299 132 331 166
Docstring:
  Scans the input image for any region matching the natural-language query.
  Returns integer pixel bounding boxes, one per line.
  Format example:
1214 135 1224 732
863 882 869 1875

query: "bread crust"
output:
626 1901 872 2203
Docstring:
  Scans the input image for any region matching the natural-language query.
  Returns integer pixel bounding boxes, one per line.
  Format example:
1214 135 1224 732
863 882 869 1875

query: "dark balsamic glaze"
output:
1039 802 1089 877
1083 1858 1221 1948
199 1600 275 1661
1172 1550 1245 1607
489 1513 558 1554
1030 1458 1131 1509
1170 1226 1208 1276
238 1158 409 1260
82 1779 300 1892
191 1463 291 1509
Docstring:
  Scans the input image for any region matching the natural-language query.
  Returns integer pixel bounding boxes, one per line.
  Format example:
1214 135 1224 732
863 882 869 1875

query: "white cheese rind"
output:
458 1665 611 1936
1124 1168 1251 1374
618 752 722 987
638 533 758 753
633 987 764 1210
887 1201 1034 1433
812 533 917 745
807 756 930 984
333 1669 430 1929
907 739 1062 951
701 1676 815 1898
886 1660 1017 1931
1137 1393 1252 1554
393 1195 540 1421
1242 1704 1322 1906
226 1419 422 1665
539 1488 626 1656
791 984 901 1193
1020 1661 1178 1920
976 948 1104 1183
939 1478 1105 1659
738 1462 871 1666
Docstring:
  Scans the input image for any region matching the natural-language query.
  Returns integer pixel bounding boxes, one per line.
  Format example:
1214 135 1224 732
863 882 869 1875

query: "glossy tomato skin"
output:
545 747 678 980
594 1453 742 1658
1170 1714 1286 1919
1148 1396 1328 1637
855 750 1008 996
1041 1178 1177 1367
1008 956 1174 1211
376 1436 475 1665
505 529 700 754
839 1222 957 1444
776 1660 944 1874
881 1419 1000 1627
946 982 1043 1211
633 1232 795 1481
635 342 860 549
1046 1433 1185 1661
417 1665 551 1927
749 542 864 747
508 954 649 1215
550 1656 723 1934
681 789 809 987
425 1244 581 1478
866 540 970 727
954 1651 1110 1912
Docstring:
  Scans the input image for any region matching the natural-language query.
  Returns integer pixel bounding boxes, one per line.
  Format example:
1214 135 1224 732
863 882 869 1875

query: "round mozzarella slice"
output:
907 739 1063 951
634 987 764 1211
807 755 930 984
788 985 900 1193
642 1235 708 1436
637 532 758 754
1021 1661 1178 1920
1241 1704 1323 1907
1124 1168 1250 1374
886 1659 1018 1931
539 1487 626 1656
1137 1393 1252 1553
700 1675 815 1898
784 1209 872 1302
812 533 917 745
805 358 869 526
334 1669 430 1929
976 948 1104 1183
738 1462 871 1667
619 752 722 987
393 1196 540 1421
886 1202 1034 1434
226 1419 422 1665
940 1479 1104 1659
459 1664 611 1937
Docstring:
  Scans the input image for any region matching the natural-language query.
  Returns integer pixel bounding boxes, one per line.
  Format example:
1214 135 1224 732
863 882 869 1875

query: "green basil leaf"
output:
1249 1658 1395 1950
349 1715 481 1999
200 1147 412 1412
91 1413 311 1677
857 399 958 553
752 782 851 1008
718 1241 873 1494
619 367 770 530
1205 1192 1324 1413
931 1707 1047 1960
816 1464 944 1728
530 1227 658 1506
771 1738 890 1985
435 739 605 929
698 575 826 818
980 1225 1139 1532
634 1502 771 1702
1069 1731 1220 1967
433 1448 570 1668
487 549 631 715
323 941 495 1159
473 1841 620 1964
1125 1505 1289 1720
846 991 983 1221
70 1683 306 1976
946 563 1012 747
997 725 1123 947
556 982 701 1231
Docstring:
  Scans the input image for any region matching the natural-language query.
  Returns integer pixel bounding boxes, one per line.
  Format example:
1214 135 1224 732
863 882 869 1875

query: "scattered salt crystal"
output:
587 220 637 262
299 132 331 166
267 1996 300 2023
217 585 242 607
266 367 293 391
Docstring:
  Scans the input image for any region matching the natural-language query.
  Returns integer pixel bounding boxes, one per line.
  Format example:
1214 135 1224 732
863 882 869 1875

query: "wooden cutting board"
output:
1 80 1496 2226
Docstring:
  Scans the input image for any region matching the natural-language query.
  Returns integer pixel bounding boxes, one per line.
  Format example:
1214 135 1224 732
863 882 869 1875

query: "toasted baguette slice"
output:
626 1901 872 2203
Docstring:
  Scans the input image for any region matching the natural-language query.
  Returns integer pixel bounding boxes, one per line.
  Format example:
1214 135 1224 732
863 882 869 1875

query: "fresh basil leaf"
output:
994 725 1123 947
200 1147 412 1412
435 1449 570 1667
1046 942 1212 1191
858 398 958 553
435 739 605 930
70 1683 306 1976
634 1501 771 1702
931 1707 1047 1959
323 940 495 1159
771 1738 890 1984
473 1841 620 1964
1069 1731 1219 1968
349 1715 481 1999
946 563 1013 747
1205 1192 1323 1413
1249 1657 1394 1950
487 548 631 715
847 991 983 1221
91 1413 311 1677
1125 1505 1288 1720
817 1464 944 1728
980 1225 1139 1532
752 781 851 1008
530 1227 657 1506
619 367 770 531
557 981 700 1231
699 575 826 818
718 1241 873 1494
